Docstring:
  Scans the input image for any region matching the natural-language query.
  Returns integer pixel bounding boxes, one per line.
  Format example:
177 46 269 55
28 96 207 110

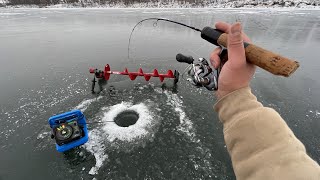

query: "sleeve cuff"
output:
214 87 263 128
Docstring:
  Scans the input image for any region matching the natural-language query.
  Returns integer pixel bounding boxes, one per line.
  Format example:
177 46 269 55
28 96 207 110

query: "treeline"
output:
2 0 320 7
4 0 217 6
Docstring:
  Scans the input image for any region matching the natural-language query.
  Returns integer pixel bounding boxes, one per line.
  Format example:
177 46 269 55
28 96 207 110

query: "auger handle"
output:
201 27 299 77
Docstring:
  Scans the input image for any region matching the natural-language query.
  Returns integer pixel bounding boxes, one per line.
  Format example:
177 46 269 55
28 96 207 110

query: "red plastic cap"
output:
89 68 95 74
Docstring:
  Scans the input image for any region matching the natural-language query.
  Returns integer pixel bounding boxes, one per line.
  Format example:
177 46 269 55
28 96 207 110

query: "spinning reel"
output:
176 48 227 91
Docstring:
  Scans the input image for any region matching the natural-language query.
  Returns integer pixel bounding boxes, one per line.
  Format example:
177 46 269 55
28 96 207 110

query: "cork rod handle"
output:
201 27 300 77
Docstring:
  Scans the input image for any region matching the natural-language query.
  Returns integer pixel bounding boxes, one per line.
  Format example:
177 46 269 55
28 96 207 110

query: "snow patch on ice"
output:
157 89 197 142
306 109 320 118
142 11 161 14
74 96 102 112
83 129 108 175
312 110 320 118
0 13 25 15
37 131 50 139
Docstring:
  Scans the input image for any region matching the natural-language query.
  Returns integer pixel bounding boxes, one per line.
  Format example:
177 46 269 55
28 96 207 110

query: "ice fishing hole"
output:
114 110 139 127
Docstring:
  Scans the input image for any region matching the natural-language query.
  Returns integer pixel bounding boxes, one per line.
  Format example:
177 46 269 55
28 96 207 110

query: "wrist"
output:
216 90 230 100
214 87 262 126
216 85 251 100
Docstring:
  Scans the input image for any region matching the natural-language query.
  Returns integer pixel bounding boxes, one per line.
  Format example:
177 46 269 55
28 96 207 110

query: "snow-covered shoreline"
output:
1 0 320 9
1 6 320 10
1 7 320 10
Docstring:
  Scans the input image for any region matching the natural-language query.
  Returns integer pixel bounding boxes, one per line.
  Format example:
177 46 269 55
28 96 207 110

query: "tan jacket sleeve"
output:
214 87 320 180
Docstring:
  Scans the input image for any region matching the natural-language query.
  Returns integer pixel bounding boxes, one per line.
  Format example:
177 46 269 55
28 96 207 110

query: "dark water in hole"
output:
114 110 139 127
0 8 319 180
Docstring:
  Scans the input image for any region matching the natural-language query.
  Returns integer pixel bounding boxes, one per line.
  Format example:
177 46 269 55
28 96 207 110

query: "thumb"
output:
227 23 246 65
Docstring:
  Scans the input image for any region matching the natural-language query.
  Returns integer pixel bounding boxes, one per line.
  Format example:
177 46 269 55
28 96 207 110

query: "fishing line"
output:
79 121 114 125
32 120 115 138
127 18 202 60
30 120 115 144
178 40 206 58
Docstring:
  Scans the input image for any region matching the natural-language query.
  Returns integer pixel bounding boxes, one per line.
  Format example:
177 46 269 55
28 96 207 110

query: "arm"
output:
210 22 320 180
215 87 320 180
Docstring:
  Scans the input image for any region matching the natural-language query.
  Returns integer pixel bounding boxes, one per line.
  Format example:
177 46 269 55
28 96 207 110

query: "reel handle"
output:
201 27 299 77
176 53 194 64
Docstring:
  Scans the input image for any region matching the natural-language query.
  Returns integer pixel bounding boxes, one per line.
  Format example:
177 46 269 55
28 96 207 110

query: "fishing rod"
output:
128 18 300 77
47 18 301 153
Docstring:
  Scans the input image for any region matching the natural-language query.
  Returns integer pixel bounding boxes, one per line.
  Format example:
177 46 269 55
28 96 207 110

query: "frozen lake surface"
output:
0 8 319 180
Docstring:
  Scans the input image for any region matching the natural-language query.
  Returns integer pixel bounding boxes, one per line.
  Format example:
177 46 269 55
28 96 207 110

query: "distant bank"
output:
1 0 319 9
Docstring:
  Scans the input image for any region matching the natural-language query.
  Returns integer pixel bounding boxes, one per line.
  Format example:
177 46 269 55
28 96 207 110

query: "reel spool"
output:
176 53 219 91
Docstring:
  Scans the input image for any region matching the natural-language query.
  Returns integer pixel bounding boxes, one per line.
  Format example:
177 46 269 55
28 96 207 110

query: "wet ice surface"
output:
0 8 320 180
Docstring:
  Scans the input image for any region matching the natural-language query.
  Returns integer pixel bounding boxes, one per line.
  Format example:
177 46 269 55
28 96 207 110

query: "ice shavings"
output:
83 129 108 175
158 89 197 143
102 102 154 142
158 89 220 176
83 100 160 175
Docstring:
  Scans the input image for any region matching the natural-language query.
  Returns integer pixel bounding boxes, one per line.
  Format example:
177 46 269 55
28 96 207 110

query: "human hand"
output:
210 22 256 100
